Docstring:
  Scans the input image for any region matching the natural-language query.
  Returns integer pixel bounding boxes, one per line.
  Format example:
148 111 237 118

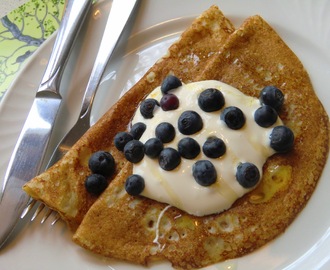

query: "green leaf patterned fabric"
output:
0 0 65 100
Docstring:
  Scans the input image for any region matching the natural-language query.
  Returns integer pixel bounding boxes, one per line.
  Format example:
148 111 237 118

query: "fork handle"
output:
38 0 92 96
79 0 139 120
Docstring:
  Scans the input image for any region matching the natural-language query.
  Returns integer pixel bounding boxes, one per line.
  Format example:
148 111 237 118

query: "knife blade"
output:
0 0 92 248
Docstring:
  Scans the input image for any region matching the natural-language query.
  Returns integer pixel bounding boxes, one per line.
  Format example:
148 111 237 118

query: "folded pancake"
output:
71 15 329 269
23 5 329 269
23 5 235 231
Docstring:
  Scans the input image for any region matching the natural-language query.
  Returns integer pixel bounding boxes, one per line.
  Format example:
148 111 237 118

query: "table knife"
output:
0 0 92 248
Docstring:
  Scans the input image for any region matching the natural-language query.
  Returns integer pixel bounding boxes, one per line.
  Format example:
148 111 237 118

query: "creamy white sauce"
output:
132 80 282 216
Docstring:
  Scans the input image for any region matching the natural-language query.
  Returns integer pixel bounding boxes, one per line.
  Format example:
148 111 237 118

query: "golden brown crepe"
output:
23 5 329 269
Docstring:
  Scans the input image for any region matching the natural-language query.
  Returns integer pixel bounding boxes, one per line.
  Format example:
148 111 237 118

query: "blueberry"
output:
155 122 176 143
85 174 108 196
178 110 203 135
125 174 145 196
221 106 245 130
140 98 159 119
160 93 179 111
124 140 145 163
161 75 182 94
114 131 133 151
159 147 181 171
144 138 164 158
198 88 225 112
178 137 200 159
202 136 226 158
88 151 115 177
254 105 278 127
270 125 294 153
260 86 284 112
192 160 217 186
236 162 260 188
130 122 146 140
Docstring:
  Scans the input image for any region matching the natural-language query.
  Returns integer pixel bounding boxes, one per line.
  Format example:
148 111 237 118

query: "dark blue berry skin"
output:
221 106 245 130
178 137 201 159
144 138 164 158
198 88 225 112
130 122 146 140
160 93 180 111
85 174 108 196
124 140 145 163
140 98 159 119
178 110 203 135
161 75 182 94
270 125 294 153
254 105 278 128
159 147 181 171
260 86 284 112
88 151 115 177
125 174 145 196
202 137 226 158
155 122 176 143
236 162 260 188
114 131 133 151
192 160 217 186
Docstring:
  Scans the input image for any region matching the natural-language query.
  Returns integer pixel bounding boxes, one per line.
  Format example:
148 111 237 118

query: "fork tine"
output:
51 213 61 226
40 208 53 224
31 203 45 221
24 199 61 225
20 198 37 219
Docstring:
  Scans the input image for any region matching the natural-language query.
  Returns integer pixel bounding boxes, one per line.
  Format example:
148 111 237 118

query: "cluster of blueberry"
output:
85 151 115 196
84 76 294 198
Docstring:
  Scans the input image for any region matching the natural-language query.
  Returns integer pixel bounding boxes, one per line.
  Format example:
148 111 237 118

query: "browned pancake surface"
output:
23 6 329 270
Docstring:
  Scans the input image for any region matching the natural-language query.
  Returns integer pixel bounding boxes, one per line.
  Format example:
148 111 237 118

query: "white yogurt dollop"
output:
131 80 281 216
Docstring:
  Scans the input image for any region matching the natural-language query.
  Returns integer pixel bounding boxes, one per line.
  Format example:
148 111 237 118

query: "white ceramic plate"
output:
0 0 329 269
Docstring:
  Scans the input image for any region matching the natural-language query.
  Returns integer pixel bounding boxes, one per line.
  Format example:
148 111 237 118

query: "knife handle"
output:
37 0 92 96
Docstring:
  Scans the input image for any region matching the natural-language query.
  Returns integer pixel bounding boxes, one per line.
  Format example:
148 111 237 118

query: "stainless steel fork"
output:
23 0 139 224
